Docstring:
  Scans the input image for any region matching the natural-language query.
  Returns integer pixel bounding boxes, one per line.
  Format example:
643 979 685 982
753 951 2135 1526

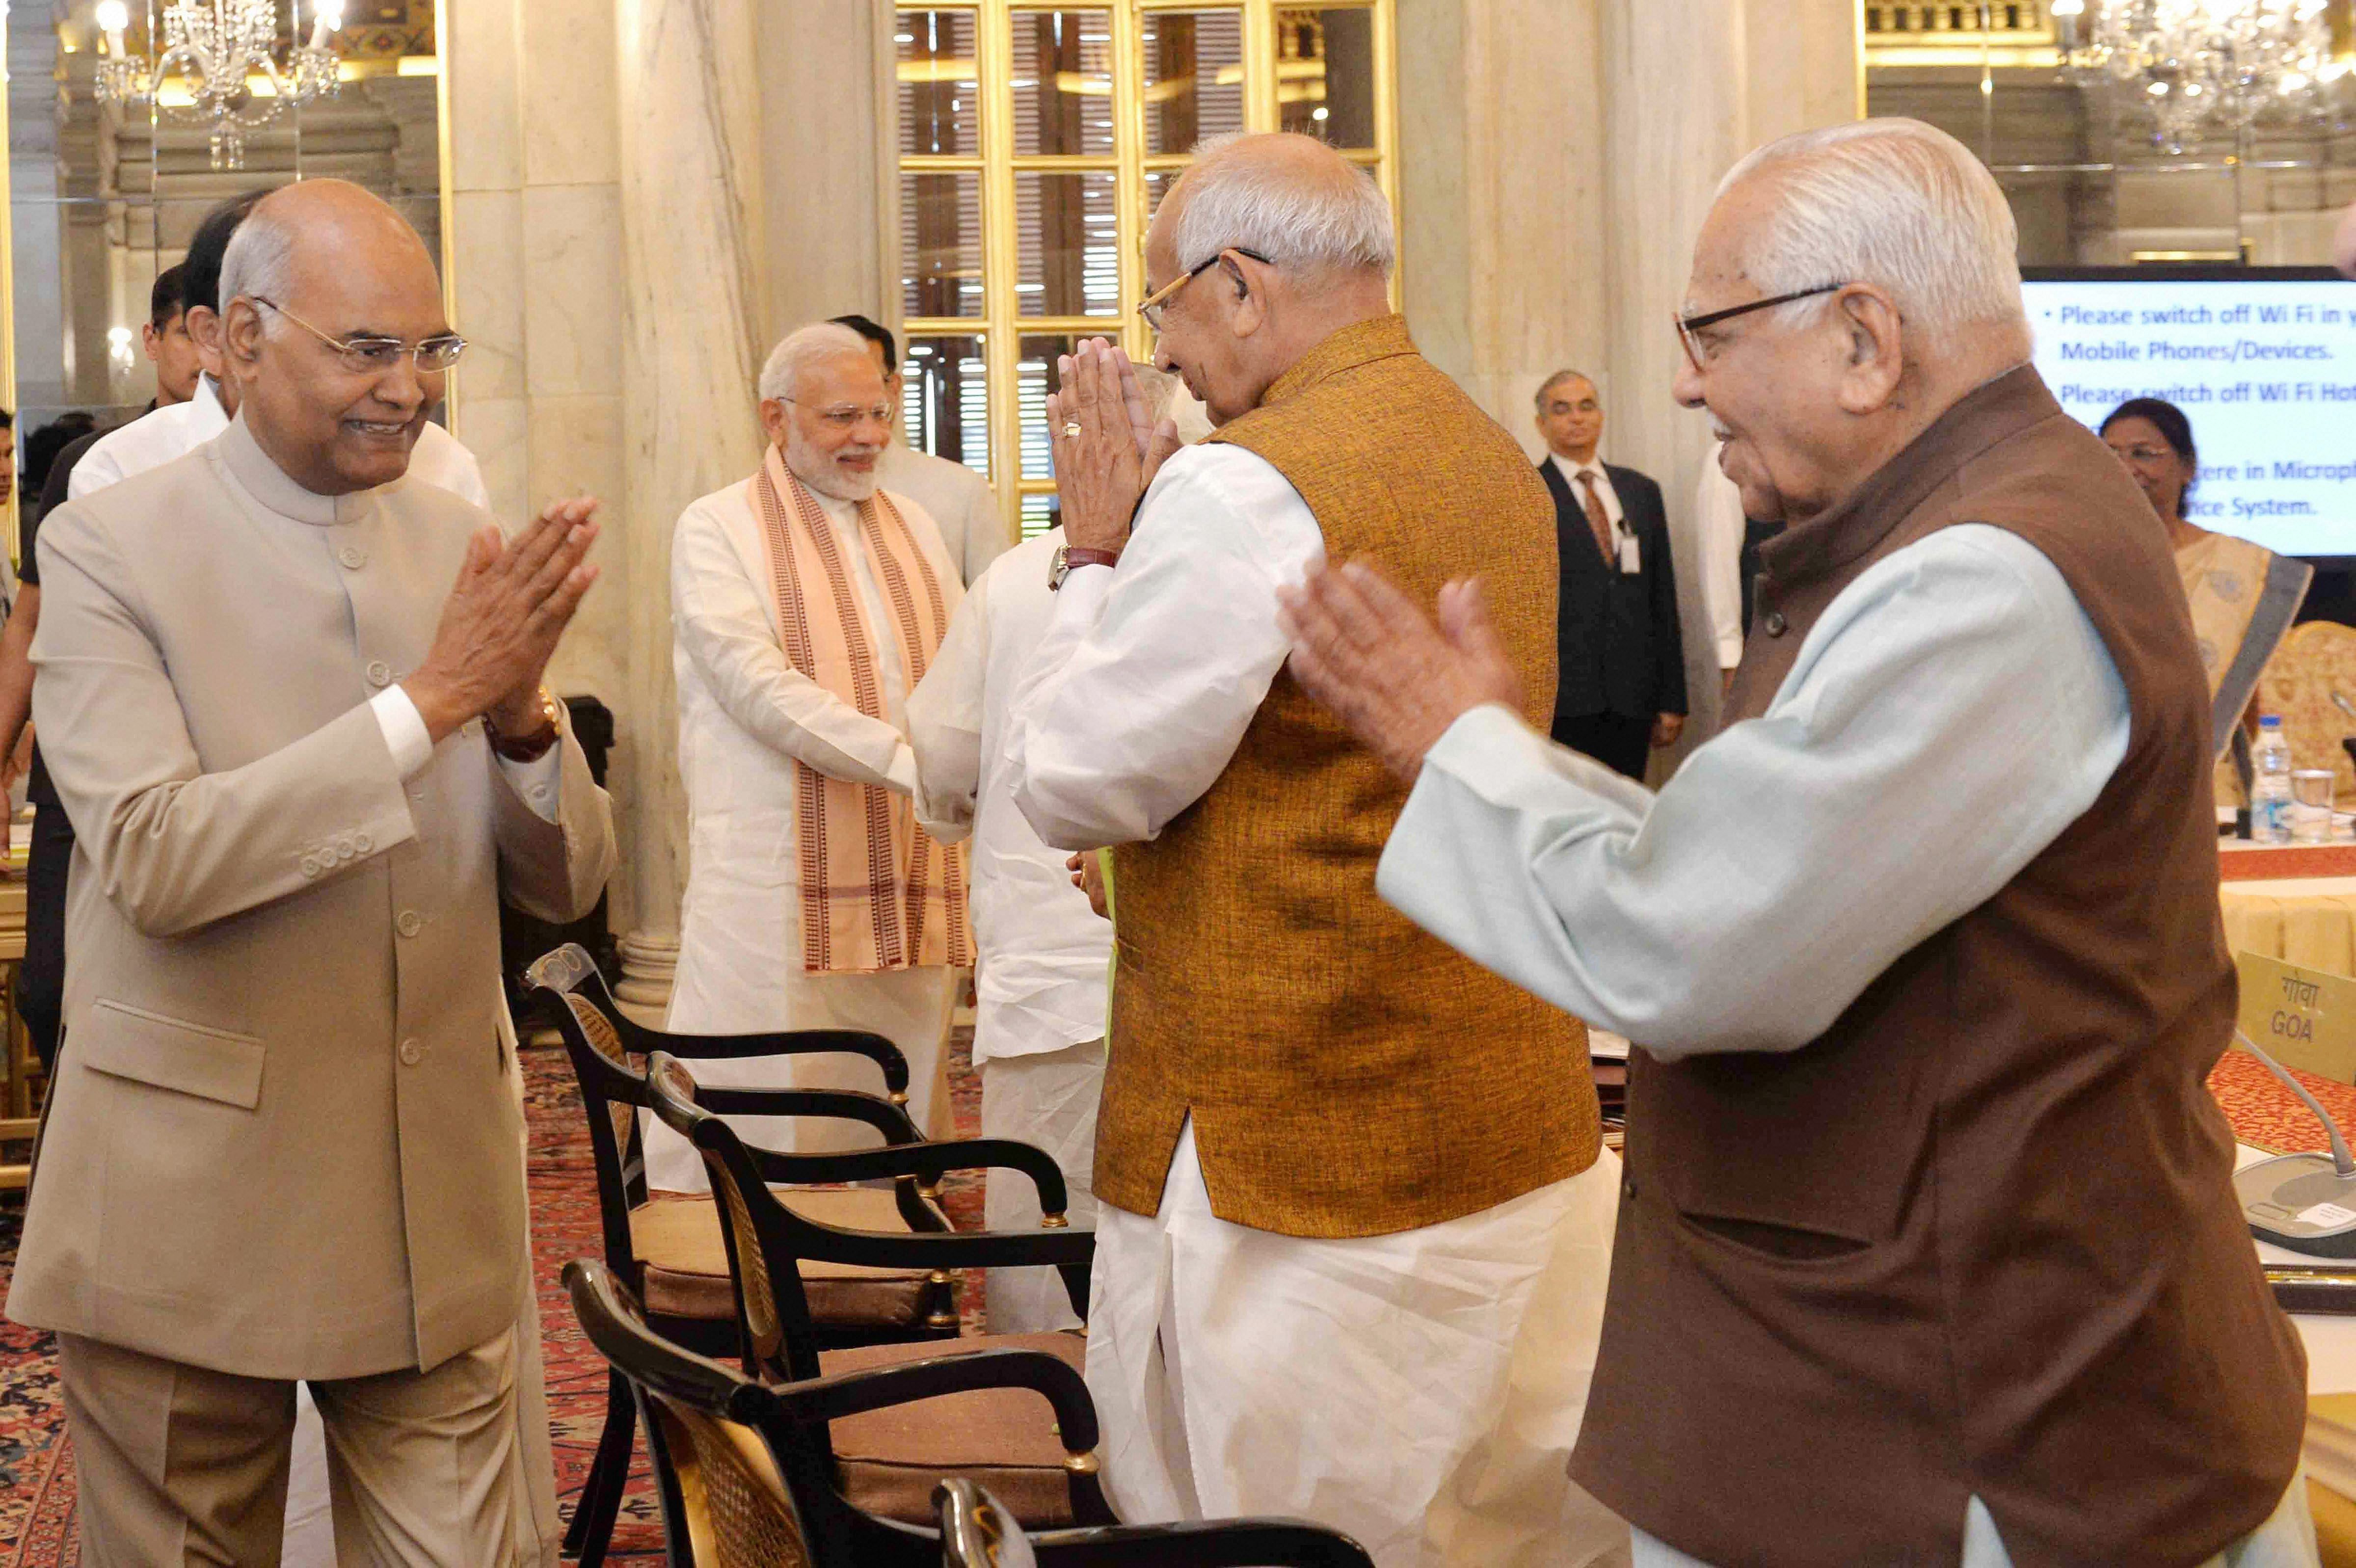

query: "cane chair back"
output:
648 1396 815 1568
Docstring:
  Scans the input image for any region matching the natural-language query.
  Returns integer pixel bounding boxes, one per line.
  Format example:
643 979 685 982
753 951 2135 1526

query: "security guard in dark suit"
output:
1533 370 1687 779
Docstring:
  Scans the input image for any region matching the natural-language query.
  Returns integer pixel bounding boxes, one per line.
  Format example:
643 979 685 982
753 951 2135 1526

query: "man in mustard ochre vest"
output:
1282 119 2314 1568
1004 133 1625 1568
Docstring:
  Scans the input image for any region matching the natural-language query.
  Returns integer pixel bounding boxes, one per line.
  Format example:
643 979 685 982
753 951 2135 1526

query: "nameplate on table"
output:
2239 951 2356 1085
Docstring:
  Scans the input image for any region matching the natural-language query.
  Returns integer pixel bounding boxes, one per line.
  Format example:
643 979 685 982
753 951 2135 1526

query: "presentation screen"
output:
2024 267 2356 558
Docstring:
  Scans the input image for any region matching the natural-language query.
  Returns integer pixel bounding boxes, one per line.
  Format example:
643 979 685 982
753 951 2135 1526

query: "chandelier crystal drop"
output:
2063 0 2343 152
91 0 345 172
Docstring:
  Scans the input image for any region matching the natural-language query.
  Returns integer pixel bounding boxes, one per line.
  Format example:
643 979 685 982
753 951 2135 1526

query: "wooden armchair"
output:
644 1050 1108 1532
937 1478 1376 1568
566 1257 1112 1567
525 944 1071 1563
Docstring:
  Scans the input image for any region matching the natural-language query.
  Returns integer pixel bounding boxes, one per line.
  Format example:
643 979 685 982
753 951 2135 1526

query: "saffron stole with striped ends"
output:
750 444 973 973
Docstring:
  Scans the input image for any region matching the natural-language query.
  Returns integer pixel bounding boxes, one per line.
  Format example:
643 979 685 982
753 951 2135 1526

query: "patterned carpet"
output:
0 1025 986 1568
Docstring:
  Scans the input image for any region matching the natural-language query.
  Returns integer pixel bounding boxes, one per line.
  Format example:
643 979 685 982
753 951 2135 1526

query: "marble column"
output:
1397 0 1609 441
1603 0 1858 757
612 0 768 1004
757 1 889 335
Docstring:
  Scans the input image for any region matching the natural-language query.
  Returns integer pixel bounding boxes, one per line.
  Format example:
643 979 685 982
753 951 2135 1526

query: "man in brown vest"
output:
1282 118 2314 1568
1005 132 1624 1567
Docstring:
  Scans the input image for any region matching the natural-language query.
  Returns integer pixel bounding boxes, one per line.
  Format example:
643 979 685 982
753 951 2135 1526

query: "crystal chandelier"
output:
92 0 345 171
2054 0 2345 152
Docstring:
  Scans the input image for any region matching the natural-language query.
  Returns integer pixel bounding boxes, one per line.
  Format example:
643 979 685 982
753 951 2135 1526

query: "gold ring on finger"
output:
1063 422 1083 439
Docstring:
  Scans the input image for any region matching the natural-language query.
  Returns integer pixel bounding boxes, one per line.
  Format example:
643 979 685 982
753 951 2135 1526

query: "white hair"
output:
759 322 873 403
1168 132 1394 279
1714 118 2024 346
217 208 300 331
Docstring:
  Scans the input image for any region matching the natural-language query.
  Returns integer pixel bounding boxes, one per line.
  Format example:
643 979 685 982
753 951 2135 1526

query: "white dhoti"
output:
647 938 957 1190
1084 1120 1629 1568
978 1039 1104 1332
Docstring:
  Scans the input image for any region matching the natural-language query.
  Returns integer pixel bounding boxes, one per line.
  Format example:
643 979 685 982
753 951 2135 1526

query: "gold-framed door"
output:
891 0 1399 541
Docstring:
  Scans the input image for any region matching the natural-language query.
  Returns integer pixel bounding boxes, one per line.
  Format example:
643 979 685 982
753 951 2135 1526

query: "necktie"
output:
1576 470 1615 567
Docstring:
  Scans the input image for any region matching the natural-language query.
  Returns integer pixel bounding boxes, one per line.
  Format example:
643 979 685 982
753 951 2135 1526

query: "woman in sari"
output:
2102 398 2311 792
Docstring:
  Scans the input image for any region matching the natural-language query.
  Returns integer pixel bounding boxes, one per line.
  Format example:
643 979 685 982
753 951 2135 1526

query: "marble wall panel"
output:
450 189 527 402
1397 0 1608 446
522 184 627 399
522 0 623 188
454 392 530 525
533 393 631 704
613 0 768 958
1395 0 1473 386
445 0 525 194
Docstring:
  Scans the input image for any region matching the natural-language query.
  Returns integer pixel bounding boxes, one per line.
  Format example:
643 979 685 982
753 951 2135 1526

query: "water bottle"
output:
2253 715 2295 844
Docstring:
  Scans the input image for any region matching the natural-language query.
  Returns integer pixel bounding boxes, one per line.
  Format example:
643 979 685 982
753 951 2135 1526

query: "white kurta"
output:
908 528 1114 1331
1002 443 1627 1568
651 473 961 1190
1689 444 1747 673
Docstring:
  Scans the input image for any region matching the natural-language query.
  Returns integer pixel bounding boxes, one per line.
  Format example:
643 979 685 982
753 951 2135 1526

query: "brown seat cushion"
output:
819 1330 1090 1529
631 1186 947 1327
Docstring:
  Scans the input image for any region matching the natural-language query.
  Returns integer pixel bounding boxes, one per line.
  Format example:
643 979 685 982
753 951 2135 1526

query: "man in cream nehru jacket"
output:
8 178 615 1565
34 182 511 1568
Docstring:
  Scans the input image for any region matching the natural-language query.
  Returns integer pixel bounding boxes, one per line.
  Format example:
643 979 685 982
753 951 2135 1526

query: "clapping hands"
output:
1278 562 1526 781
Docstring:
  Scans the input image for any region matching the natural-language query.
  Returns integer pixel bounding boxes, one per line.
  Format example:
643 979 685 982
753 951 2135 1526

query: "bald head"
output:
222 180 454 496
222 179 440 325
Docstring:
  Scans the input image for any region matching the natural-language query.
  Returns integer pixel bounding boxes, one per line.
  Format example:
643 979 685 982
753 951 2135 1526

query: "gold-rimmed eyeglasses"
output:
1673 283 1846 372
783 398 895 431
250 296 468 375
1136 246 1274 334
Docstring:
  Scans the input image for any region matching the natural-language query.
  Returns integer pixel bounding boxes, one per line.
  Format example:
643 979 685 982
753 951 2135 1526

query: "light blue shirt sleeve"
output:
1375 524 2133 1059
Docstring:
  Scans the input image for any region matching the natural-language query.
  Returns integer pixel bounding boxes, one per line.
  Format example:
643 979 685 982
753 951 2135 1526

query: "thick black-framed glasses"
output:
1674 283 1846 372
1136 246 1275 333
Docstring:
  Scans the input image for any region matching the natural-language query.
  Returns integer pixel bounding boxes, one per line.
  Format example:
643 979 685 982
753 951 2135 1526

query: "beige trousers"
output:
59 1328 529 1568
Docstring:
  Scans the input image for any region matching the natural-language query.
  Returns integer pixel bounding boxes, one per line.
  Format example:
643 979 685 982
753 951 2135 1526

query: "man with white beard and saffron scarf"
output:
647 322 971 1189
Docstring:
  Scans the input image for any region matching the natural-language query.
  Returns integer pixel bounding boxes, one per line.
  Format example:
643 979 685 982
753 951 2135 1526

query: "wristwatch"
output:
1048 544 1122 591
486 687 562 762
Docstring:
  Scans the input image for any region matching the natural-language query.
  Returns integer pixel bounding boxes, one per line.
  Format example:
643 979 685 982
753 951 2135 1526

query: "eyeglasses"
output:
1673 283 1847 372
1136 246 1274 333
2110 444 2178 465
251 297 468 374
784 399 895 431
